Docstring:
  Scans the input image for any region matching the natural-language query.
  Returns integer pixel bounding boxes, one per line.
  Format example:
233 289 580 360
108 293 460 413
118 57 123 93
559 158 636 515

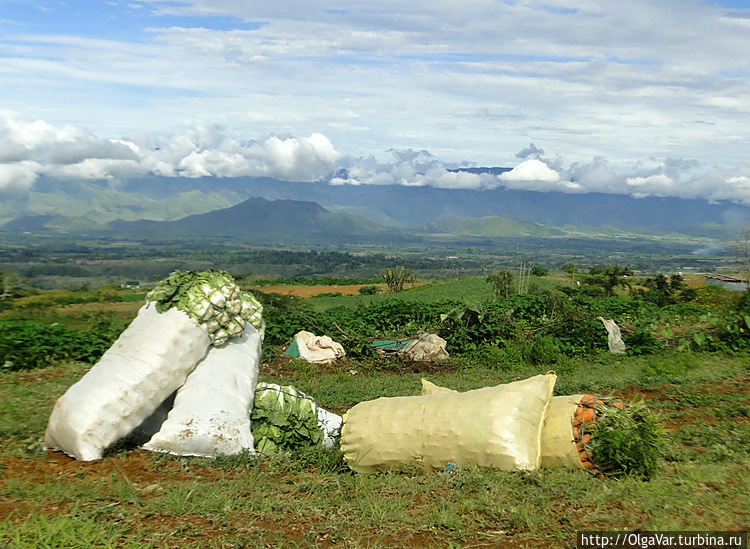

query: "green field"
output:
1 272 750 548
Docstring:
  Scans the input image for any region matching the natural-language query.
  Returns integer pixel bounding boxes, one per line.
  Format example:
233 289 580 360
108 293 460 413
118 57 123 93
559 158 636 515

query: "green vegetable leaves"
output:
251 383 323 456
146 270 263 345
591 399 664 480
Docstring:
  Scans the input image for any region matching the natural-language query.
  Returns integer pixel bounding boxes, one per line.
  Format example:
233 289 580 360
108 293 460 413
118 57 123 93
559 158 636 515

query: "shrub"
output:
525 333 561 365
0 321 113 371
486 271 514 301
358 285 380 295
625 323 664 355
382 267 415 293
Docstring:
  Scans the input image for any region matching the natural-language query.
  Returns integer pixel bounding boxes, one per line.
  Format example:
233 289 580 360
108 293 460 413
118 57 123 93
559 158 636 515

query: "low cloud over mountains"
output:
2 117 750 205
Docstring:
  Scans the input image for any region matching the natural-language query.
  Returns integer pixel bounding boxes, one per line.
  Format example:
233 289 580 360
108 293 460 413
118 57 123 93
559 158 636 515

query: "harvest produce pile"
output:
44 270 265 460
251 383 325 456
341 377 662 479
42 270 662 481
573 395 624 475
146 270 264 345
578 397 663 480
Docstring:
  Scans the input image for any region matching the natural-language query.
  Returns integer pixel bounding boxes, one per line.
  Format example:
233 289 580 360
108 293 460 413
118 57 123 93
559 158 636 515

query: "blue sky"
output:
1 0 750 202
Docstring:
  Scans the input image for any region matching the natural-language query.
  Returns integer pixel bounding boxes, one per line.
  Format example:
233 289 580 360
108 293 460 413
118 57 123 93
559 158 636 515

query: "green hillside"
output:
422 216 565 237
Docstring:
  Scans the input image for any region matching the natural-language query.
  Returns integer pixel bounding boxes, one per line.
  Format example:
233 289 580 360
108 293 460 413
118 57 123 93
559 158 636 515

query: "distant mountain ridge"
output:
107 197 384 241
2 171 750 237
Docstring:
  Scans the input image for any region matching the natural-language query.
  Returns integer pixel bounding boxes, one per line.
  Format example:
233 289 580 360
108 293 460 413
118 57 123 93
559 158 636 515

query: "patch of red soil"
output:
11 366 76 384
0 451 207 495
248 284 387 298
610 377 750 430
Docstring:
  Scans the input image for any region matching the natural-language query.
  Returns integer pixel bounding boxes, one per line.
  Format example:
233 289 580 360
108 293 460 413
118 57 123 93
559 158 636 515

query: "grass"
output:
265 350 749 413
306 275 563 310
2 351 750 548
2 276 750 547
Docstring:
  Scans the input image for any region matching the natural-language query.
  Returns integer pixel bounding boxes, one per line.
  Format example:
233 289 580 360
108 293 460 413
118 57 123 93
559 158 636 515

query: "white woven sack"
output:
143 323 262 457
44 304 211 461
341 373 556 473
317 407 343 448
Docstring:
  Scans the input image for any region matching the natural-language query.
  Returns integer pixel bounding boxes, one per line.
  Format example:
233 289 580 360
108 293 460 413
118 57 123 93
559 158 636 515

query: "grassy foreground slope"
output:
1 275 749 548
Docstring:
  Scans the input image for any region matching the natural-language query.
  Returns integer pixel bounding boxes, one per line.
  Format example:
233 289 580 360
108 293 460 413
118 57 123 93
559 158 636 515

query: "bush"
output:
625 323 664 355
525 333 562 365
0 321 114 371
382 267 414 293
96 288 122 303
358 285 380 295
709 289 750 353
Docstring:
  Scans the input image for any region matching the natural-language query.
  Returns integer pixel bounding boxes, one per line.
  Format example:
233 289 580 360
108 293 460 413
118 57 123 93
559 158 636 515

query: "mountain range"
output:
2 171 750 241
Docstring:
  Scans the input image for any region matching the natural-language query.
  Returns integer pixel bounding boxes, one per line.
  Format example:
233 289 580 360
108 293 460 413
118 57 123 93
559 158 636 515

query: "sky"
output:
1 0 750 203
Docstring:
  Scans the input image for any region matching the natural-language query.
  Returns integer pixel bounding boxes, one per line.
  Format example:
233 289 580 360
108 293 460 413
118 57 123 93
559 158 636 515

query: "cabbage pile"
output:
147 270 263 345
251 383 324 456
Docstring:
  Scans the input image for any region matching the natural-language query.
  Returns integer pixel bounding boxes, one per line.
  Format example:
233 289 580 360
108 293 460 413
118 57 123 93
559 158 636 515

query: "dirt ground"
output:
58 284 388 318
247 284 387 297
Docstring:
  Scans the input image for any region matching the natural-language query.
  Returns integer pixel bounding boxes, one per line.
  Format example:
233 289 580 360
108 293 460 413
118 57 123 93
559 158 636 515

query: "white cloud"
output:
423 168 497 190
45 158 144 181
261 133 340 181
6 115 750 209
626 174 676 190
170 131 341 181
0 161 40 192
499 159 561 183
560 157 626 194
0 117 341 188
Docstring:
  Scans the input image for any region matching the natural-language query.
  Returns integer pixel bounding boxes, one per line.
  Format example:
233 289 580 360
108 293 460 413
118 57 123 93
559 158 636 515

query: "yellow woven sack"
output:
420 379 584 470
540 395 585 470
420 378 457 395
341 374 556 473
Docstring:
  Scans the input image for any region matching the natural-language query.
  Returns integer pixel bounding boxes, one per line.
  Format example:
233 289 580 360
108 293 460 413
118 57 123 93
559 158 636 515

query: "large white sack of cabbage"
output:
44 305 210 461
142 323 262 457
340 373 556 473
44 270 264 461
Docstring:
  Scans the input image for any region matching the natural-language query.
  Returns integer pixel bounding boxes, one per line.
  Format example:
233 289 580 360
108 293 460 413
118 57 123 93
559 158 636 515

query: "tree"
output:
382 266 414 293
585 264 633 297
486 270 514 301
641 273 696 306
561 262 578 288
643 273 672 306
530 265 549 277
